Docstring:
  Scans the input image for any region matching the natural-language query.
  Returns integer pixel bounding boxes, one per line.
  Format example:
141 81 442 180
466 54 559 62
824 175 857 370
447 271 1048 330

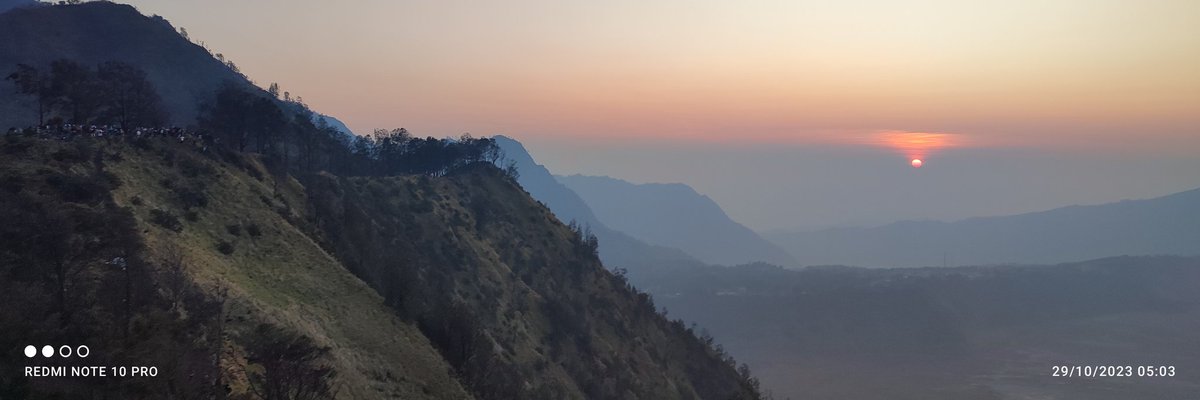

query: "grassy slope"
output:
1 137 759 399
309 168 759 399
102 140 471 400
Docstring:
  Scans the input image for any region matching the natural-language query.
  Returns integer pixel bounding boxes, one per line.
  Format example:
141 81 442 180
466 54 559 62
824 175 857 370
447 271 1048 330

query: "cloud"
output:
864 130 964 158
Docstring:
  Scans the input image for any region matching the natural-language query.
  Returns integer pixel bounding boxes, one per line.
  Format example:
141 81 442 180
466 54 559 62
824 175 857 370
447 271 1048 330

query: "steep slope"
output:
0 2 248 128
494 135 699 270
305 165 760 399
558 174 796 266
0 137 471 399
314 113 356 137
0 0 33 14
768 187 1200 267
0 2 357 133
0 3 764 399
1 134 762 399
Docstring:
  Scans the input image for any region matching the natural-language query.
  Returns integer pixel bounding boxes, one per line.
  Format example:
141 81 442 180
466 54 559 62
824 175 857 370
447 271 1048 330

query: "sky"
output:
122 0 1200 231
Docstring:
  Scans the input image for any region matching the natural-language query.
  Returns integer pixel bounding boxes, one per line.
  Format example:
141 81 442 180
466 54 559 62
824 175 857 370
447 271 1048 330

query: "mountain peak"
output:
557 174 797 266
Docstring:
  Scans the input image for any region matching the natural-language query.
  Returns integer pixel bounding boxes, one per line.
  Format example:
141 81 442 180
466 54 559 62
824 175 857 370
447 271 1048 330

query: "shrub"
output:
245 163 264 181
216 240 235 255
149 209 183 232
173 186 208 208
45 173 110 204
246 223 262 237
1 175 25 194
225 224 242 236
130 195 144 206
178 157 213 178
241 324 336 400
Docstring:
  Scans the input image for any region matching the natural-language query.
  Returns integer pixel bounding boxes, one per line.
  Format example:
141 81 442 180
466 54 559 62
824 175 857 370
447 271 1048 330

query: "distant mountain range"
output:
496 136 795 267
493 136 698 269
768 187 1200 267
313 113 356 137
557 175 796 266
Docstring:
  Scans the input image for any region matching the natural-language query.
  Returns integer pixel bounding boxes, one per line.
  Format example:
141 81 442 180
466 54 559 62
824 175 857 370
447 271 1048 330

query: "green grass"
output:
104 141 471 400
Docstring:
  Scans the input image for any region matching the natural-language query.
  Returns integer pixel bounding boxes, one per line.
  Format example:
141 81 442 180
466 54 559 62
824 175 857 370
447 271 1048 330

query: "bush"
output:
225 224 242 236
130 195 144 206
161 177 208 208
216 240 235 255
178 157 213 178
245 163 264 181
173 186 208 208
149 209 183 232
46 173 110 204
1 175 25 194
184 210 200 222
241 324 336 400
246 223 262 237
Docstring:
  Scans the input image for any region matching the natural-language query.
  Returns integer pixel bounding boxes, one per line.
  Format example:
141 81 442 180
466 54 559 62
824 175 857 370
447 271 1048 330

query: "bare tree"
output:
6 64 52 125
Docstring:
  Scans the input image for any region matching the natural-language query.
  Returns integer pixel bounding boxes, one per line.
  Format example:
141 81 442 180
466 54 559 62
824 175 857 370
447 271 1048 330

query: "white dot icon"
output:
41 345 54 358
24 345 36 358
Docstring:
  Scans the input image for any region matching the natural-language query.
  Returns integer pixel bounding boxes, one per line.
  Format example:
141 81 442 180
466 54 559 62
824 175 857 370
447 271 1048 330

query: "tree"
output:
250 96 285 152
160 242 188 312
5 64 52 125
96 61 167 128
48 59 102 124
268 82 280 99
242 324 337 400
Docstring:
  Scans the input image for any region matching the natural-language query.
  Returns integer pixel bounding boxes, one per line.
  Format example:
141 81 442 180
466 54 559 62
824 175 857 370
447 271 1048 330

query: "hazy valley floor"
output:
629 257 1200 400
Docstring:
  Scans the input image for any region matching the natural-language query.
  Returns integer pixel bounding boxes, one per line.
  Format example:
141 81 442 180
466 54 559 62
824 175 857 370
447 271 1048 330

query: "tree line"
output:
6 59 167 128
197 82 511 179
7 59 512 180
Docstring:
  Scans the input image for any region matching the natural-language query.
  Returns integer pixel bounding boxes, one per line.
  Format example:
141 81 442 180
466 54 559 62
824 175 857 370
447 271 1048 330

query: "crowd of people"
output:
5 124 216 151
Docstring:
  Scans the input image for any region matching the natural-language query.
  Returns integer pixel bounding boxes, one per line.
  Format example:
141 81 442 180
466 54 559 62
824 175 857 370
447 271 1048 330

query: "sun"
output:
911 158 923 168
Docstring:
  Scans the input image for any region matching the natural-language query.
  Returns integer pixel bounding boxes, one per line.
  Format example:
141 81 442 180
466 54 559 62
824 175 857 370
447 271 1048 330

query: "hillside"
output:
494 135 699 270
0 2 250 128
557 174 795 266
0 137 472 399
768 187 1200 267
0 0 33 14
0 134 761 399
0 2 763 399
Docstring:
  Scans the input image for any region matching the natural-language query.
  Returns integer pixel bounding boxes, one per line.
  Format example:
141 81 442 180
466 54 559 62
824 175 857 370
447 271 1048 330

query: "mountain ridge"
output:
558 174 797 266
493 135 701 270
768 186 1200 267
0 3 763 399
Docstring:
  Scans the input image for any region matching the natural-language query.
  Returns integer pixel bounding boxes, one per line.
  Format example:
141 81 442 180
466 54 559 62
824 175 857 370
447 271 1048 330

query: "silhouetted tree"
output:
200 83 285 152
96 61 167 128
48 59 102 124
6 64 52 125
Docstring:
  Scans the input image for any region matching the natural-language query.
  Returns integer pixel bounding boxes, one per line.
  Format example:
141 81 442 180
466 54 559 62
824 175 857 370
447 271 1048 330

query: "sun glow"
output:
869 131 958 164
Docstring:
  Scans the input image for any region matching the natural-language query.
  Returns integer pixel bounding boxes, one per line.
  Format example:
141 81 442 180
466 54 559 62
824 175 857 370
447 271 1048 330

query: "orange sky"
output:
106 1 1200 230
119 0 1199 154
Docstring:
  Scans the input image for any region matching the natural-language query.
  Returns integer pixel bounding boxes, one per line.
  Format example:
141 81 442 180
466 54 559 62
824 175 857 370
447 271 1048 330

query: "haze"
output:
121 0 1200 231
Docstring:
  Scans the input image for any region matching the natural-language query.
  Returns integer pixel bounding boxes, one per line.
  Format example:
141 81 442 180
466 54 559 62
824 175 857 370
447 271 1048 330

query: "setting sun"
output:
911 159 923 168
